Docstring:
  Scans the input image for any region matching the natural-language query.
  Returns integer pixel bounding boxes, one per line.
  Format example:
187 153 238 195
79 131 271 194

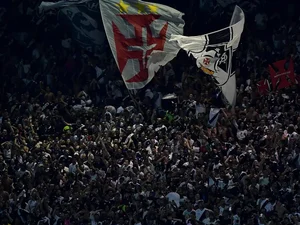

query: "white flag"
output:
99 0 185 89
39 0 92 12
162 93 177 100
170 6 245 106
208 108 221 127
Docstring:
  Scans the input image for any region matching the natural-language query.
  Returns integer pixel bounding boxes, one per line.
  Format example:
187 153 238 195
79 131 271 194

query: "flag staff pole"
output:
127 89 144 116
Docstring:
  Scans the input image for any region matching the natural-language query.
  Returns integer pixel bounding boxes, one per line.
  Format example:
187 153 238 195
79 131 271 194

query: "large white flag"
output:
99 0 185 89
39 0 92 12
170 6 245 106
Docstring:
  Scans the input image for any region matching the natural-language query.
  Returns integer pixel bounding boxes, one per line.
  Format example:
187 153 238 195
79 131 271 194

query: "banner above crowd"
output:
39 0 106 51
99 0 185 89
170 6 245 107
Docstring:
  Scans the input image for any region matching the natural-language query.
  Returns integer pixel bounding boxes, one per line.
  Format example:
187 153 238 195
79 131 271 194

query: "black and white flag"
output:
170 6 245 106
39 0 106 51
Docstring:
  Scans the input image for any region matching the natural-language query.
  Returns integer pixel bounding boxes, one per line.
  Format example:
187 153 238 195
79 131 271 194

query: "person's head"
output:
197 200 204 209
2 129 7 136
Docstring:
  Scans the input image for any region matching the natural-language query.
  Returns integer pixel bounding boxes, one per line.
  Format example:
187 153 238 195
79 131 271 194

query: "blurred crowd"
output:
1 0 300 225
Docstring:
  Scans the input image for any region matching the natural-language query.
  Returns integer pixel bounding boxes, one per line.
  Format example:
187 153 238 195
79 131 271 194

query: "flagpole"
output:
221 108 238 131
127 90 144 116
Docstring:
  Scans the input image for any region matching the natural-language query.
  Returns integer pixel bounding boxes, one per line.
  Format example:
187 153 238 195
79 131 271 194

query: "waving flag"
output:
39 0 105 50
39 0 92 12
269 59 295 90
99 0 185 89
58 2 106 50
170 6 245 106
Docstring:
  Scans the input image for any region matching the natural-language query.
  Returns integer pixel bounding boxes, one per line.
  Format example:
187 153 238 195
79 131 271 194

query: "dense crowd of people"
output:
1 0 300 224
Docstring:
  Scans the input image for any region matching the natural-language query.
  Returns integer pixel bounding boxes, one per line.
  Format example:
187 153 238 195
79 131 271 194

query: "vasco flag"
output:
257 79 271 95
40 0 106 50
58 1 106 50
39 0 92 12
170 6 245 106
99 0 185 89
269 59 295 90
208 108 220 127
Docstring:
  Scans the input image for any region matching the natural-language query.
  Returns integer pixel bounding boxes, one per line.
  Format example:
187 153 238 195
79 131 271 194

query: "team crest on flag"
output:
203 58 210 65
112 14 168 83
99 0 185 89
170 6 245 106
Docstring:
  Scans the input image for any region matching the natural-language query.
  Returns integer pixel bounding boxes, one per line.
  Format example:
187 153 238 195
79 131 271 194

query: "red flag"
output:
257 79 271 95
269 59 295 90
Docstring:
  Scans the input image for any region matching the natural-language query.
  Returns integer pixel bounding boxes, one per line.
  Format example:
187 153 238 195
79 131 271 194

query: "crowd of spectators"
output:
1 0 300 224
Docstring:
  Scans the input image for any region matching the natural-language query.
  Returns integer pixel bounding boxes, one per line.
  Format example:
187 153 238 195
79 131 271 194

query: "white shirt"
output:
217 179 226 190
26 200 37 213
264 202 274 212
117 106 124 114
232 214 241 225
90 212 99 225
186 138 194 147
202 217 216 225
166 192 181 207
69 163 77 174
195 103 206 117
259 177 269 186
195 208 206 221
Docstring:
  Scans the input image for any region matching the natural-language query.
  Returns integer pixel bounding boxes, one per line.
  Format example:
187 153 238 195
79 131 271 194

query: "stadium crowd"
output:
1 0 300 224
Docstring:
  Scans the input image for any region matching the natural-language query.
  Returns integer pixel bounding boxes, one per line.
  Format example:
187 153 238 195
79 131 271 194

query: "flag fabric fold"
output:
39 0 92 12
208 108 221 127
99 0 185 89
162 93 178 100
170 6 245 106
55 1 105 49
